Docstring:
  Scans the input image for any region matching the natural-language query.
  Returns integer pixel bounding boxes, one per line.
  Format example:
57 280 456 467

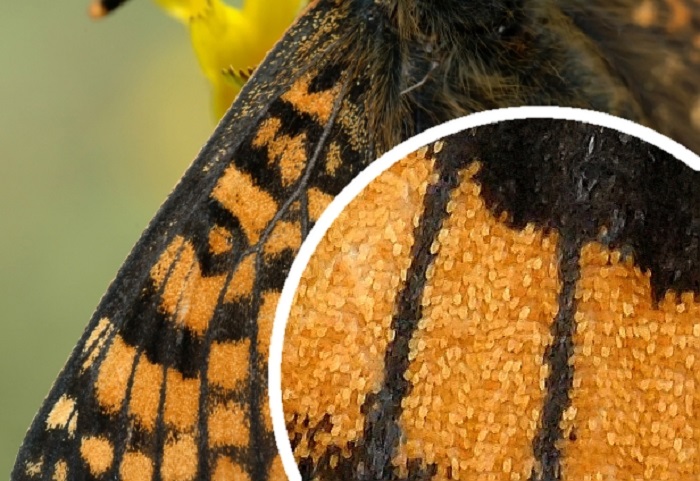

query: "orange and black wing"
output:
11 0 700 480
11 2 379 480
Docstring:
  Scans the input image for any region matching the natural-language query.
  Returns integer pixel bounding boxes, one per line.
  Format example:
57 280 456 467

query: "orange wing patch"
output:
307 187 334 222
211 166 278 245
51 460 67 481
151 237 228 336
164 369 200 431
79 436 114 477
281 72 343 124
129 354 164 431
561 242 700 480
208 401 250 449
119 452 153 481
264 220 302 255
45 395 77 436
395 163 558 481
161 435 198 481
208 225 234 255
212 457 251 481
95 335 137 415
224 253 257 302
253 117 308 187
208 339 250 390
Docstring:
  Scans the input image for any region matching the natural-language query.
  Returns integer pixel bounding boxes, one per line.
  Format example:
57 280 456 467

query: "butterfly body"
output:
12 1 700 480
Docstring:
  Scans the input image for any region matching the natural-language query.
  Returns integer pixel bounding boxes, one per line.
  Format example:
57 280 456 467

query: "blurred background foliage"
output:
0 1 233 475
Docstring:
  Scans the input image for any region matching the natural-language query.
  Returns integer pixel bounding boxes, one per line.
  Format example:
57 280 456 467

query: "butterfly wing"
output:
12 2 377 480
562 0 700 152
13 0 700 480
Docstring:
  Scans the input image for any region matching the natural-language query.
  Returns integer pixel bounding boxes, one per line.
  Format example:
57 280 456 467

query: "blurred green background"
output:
0 1 222 475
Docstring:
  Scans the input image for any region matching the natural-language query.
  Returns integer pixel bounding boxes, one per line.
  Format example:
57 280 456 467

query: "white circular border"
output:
269 106 700 481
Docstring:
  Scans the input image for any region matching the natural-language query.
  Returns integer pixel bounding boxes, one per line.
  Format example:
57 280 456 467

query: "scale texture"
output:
283 120 700 480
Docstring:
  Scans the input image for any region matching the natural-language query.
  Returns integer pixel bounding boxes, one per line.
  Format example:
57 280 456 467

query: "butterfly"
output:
11 0 700 480
281 117 700 480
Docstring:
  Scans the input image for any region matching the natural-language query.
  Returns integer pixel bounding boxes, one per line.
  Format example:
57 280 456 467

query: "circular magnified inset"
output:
271 110 700 481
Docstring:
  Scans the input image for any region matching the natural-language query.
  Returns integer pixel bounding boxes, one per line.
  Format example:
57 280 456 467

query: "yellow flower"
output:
153 0 307 119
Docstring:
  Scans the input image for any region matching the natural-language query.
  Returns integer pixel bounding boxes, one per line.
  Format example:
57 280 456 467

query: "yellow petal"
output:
153 0 211 22
153 0 307 119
